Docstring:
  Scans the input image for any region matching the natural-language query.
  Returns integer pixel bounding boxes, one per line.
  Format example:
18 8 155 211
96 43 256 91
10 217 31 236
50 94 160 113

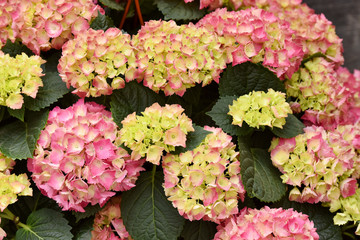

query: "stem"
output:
33 193 41 212
342 232 356 240
0 208 16 221
342 223 358 231
119 0 133 29
134 0 144 26
152 163 157 175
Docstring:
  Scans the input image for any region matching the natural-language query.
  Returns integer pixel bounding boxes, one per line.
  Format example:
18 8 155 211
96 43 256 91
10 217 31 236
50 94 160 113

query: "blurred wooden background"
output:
302 0 360 71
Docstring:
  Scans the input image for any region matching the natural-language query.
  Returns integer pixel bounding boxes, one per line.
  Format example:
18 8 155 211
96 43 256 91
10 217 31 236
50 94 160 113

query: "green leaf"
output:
173 125 211 154
238 140 286 202
15 208 73 240
73 219 94 240
219 62 286 97
110 81 165 128
270 114 305 138
72 204 102 223
121 170 185 240
0 109 48 159
90 10 115 31
24 72 70 111
155 0 206 20
207 96 253 136
99 0 124 11
8 105 25 121
273 198 342 240
1 39 34 57
180 220 217 240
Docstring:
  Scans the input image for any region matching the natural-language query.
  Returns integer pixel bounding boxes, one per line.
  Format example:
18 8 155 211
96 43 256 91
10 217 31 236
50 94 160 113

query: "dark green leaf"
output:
273 198 342 240
73 219 94 240
99 0 124 11
270 114 305 138
207 96 253 136
173 125 211 154
1 39 33 57
110 81 165 128
72 204 102 223
155 0 206 20
0 109 48 159
90 10 115 31
121 170 185 240
238 140 286 202
24 72 70 111
8 105 25 121
180 220 217 240
15 208 73 240
219 62 286 97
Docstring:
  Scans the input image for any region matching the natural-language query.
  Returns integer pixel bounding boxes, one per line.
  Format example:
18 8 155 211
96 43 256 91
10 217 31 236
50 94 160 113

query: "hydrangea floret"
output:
0 52 45 109
228 88 292 129
196 8 304 79
324 188 360 235
91 196 132 240
119 103 194 165
270 124 360 204
213 206 319 240
162 126 246 223
0 0 103 54
0 152 15 175
132 20 228 96
288 58 360 129
58 28 136 98
0 151 32 212
28 99 145 212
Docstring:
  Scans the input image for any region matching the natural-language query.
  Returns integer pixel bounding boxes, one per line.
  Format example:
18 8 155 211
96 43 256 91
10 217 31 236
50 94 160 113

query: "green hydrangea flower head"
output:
325 188 360 236
118 103 194 165
0 52 45 109
228 88 292 129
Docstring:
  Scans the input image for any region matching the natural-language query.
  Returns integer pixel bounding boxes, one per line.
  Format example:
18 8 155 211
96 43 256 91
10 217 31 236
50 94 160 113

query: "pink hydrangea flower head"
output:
214 206 319 239
58 28 135 98
294 62 360 130
0 0 103 54
119 103 194 165
228 88 292 129
162 126 246 223
269 124 360 204
228 0 344 64
132 20 228 96
91 196 132 240
0 52 45 109
28 99 145 212
196 8 305 79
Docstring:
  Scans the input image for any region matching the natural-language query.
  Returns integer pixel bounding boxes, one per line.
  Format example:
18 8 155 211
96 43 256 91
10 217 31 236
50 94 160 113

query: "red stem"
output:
119 0 133 29
134 0 144 26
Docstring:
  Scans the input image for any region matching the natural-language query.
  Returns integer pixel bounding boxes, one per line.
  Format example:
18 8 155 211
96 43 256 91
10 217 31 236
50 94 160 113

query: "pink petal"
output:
93 139 116 160
45 20 63 38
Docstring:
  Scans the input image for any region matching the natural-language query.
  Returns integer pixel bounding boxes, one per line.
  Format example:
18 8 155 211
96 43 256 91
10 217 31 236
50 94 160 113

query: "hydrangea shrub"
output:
0 0 359 239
